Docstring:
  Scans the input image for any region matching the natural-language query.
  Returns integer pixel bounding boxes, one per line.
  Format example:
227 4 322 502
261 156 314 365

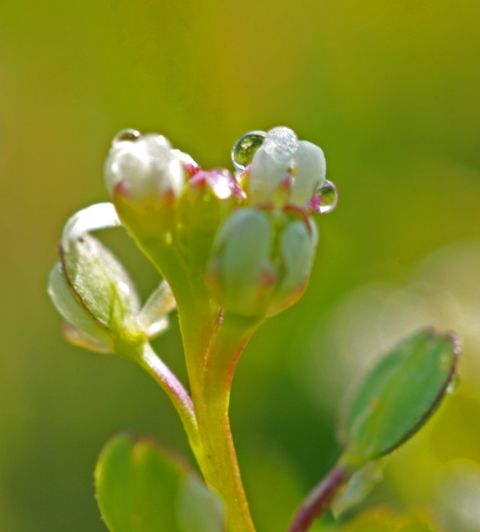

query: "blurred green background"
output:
1 1 480 530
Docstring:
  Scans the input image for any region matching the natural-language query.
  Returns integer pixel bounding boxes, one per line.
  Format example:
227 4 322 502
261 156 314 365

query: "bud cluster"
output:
79 126 336 321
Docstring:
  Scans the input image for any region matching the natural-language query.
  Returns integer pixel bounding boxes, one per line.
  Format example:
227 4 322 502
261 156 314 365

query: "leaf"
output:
95 434 224 532
341 328 460 464
331 461 383 518
177 474 224 532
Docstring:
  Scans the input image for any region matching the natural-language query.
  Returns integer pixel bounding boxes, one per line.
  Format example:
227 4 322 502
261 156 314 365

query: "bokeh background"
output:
1 1 480 530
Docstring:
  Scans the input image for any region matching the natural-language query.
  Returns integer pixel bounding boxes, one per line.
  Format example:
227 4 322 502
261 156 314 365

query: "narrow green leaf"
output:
95 434 225 532
341 328 460 463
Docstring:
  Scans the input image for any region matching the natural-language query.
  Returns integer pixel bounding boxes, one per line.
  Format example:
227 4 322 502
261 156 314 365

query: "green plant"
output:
48 127 460 531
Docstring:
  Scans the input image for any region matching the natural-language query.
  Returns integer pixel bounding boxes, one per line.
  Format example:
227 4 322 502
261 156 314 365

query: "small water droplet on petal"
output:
231 131 266 171
113 128 141 145
317 180 338 213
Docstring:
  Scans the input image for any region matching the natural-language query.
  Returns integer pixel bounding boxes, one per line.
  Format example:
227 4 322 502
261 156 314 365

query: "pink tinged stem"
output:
138 344 198 444
289 466 348 532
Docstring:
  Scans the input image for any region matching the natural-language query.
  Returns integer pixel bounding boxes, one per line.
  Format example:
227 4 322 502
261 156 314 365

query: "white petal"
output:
61 202 120 251
249 126 298 204
291 140 326 205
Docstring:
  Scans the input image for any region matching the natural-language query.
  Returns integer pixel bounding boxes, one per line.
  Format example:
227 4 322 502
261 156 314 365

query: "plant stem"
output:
136 343 199 449
289 466 348 532
185 311 260 532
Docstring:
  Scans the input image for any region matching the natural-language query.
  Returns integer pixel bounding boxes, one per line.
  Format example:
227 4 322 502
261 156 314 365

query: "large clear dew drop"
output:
231 130 266 171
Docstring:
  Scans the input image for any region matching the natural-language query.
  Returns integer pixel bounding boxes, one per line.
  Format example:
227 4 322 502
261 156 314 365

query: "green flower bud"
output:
206 208 317 317
268 216 318 316
207 208 276 317
48 203 177 353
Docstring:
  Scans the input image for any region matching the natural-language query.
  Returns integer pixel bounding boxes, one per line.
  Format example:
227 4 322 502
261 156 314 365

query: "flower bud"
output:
290 140 326 206
48 203 177 354
241 126 328 210
48 261 113 352
206 208 317 317
268 216 318 316
249 127 298 204
206 208 276 317
104 131 185 200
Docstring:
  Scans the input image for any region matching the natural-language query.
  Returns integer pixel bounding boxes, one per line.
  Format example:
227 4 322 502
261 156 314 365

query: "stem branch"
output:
137 343 198 447
289 466 348 532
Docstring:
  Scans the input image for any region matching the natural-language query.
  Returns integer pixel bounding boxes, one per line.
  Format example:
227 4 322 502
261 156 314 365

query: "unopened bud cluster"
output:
49 126 336 334
101 126 337 318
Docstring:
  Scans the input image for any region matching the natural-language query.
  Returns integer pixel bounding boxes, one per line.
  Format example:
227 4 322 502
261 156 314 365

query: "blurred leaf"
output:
331 461 383 518
341 328 460 463
95 434 224 532
177 474 224 532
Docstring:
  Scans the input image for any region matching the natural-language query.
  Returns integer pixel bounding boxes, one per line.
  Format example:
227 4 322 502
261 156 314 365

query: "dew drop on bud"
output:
317 180 338 214
263 126 298 163
113 128 141 145
231 131 266 171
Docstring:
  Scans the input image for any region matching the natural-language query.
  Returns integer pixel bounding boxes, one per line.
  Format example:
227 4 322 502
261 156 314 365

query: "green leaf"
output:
341 328 460 464
95 434 224 532
177 474 224 532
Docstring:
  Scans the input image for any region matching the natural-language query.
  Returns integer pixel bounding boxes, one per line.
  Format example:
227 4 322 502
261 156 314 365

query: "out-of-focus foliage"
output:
1 1 480 530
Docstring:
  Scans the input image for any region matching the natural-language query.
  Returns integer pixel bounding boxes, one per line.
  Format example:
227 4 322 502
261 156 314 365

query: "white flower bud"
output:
249 127 298 203
104 132 185 200
245 127 328 209
290 141 326 205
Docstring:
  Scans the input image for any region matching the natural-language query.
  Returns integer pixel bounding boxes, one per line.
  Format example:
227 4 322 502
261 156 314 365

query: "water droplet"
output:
447 373 460 394
263 126 298 163
113 128 141 145
317 180 338 213
231 131 266 171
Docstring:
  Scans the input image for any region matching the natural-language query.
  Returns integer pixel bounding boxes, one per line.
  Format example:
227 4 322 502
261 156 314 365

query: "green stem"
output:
191 312 261 532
